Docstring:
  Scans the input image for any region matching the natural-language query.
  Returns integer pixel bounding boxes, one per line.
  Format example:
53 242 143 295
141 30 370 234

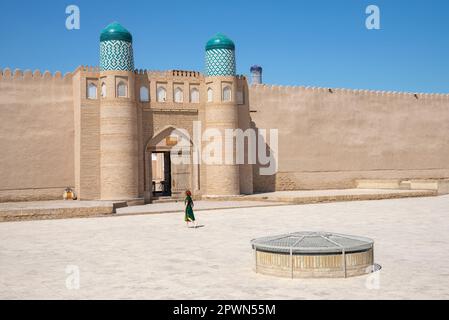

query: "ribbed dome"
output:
205 33 235 51
100 22 132 43
251 231 374 254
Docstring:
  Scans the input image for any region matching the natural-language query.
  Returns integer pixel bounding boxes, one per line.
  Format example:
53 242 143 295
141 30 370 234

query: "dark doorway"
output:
151 151 171 197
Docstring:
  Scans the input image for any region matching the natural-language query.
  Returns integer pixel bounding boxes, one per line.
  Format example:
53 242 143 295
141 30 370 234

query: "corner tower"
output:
99 22 138 200
204 33 240 196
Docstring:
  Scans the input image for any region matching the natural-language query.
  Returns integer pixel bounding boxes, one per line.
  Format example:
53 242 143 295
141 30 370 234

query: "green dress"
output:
184 195 195 222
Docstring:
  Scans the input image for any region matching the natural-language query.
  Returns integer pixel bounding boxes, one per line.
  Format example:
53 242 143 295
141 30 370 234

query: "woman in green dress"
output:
184 190 196 228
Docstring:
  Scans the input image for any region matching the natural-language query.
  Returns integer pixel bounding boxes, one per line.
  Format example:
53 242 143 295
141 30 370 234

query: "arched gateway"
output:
144 127 200 202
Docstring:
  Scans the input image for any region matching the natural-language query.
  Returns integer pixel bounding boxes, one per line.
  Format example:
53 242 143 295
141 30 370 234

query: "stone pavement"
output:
0 200 116 222
116 188 436 216
1 195 449 299
0 200 114 210
0 188 435 222
115 200 286 215
242 189 436 203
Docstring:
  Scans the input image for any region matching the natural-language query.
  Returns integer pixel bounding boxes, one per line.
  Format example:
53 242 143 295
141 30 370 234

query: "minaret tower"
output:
204 33 240 196
99 22 138 200
250 65 263 84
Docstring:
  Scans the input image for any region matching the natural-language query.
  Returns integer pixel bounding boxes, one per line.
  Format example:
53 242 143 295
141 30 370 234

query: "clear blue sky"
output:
0 0 448 93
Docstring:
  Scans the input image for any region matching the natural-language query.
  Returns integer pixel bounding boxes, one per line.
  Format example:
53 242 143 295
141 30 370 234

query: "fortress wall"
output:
237 78 254 195
250 85 449 191
0 69 75 201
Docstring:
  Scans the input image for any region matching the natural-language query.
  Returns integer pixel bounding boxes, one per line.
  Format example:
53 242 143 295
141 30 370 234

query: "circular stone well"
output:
251 232 375 279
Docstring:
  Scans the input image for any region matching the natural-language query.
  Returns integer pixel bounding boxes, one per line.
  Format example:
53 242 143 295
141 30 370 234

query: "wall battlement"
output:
0 68 73 82
134 70 172 78
133 69 246 80
133 69 203 79
1 67 248 83
170 70 201 78
251 83 449 100
76 65 100 73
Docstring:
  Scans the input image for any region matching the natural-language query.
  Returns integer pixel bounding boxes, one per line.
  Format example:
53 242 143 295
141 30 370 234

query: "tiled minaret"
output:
203 34 240 196
99 22 138 200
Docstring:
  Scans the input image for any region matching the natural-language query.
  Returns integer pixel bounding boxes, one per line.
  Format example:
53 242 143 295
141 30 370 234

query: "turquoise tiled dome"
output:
100 22 132 43
100 22 134 71
205 33 236 76
205 33 235 51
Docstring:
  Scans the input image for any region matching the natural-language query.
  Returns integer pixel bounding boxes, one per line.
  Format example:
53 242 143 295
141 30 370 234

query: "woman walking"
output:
184 190 196 228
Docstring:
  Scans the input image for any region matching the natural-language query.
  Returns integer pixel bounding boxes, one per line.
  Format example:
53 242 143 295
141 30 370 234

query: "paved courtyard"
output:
1 195 449 299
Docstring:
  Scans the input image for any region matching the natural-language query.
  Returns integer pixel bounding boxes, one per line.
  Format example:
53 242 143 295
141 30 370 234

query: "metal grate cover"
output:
251 231 374 254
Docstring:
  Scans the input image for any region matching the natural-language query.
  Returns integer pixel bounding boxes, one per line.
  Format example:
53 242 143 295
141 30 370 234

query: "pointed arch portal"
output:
144 126 200 202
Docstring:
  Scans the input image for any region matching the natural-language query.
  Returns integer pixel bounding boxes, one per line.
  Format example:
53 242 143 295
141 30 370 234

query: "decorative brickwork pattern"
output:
100 40 134 71
205 49 236 76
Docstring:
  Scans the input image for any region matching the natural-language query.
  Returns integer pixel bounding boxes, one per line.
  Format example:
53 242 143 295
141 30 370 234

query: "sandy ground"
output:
1 195 449 299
